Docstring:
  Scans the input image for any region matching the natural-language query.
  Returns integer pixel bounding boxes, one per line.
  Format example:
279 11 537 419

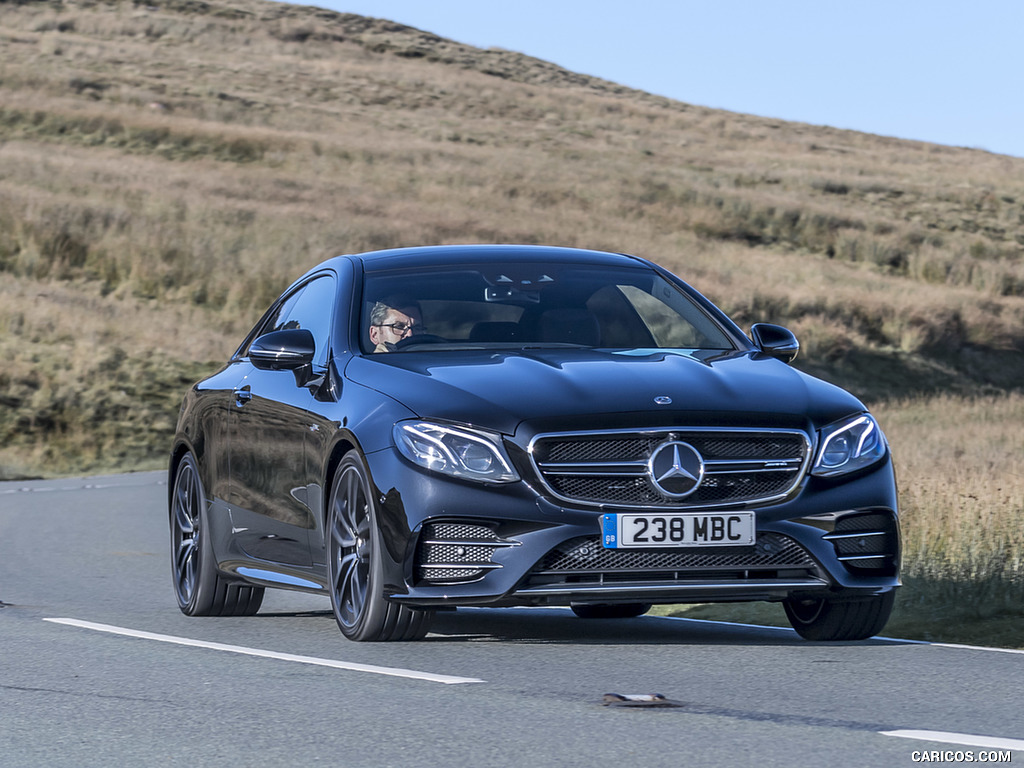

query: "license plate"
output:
602 512 755 548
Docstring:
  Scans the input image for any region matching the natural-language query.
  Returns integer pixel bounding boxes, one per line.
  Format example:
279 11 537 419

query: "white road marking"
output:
42 614 1024 750
44 618 484 685
655 614 1024 655
892 639 1024 656
881 730 1024 751
655 614 796 632
0 472 165 495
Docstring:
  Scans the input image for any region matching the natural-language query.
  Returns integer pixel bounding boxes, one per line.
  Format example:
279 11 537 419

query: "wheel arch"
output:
321 434 358 530
167 439 195 520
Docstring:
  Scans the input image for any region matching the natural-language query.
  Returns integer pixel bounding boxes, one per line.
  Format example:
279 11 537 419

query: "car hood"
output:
344 348 865 437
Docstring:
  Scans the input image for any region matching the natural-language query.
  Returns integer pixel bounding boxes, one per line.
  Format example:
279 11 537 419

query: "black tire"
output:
571 603 652 619
783 592 895 641
326 452 433 641
170 453 264 617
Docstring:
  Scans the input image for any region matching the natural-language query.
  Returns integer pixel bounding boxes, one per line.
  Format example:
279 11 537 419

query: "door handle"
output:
234 386 252 406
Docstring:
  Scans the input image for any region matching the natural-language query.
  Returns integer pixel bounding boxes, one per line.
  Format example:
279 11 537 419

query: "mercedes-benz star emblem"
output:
647 441 704 498
654 396 672 405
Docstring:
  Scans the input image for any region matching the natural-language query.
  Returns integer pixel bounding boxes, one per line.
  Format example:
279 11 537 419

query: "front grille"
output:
415 522 516 584
530 428 810 508
546 438 651 463
824 512 899 575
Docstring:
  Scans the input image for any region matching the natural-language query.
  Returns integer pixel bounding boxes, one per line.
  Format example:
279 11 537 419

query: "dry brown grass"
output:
1 0 1022 457
876 394 1024 616
0 274 232 477
1 0 1022 460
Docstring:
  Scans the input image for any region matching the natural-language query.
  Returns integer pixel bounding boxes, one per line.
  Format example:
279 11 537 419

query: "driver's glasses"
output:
378 322 415 336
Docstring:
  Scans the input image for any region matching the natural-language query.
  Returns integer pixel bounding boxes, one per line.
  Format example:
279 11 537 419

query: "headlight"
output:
812 414 887 477
393 421 520 483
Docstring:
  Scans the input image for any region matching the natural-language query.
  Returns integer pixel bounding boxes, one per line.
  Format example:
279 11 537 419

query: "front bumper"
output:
364 447 900 609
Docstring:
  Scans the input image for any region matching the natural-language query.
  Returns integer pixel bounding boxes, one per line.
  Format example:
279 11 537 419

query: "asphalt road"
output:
2 472 1022 768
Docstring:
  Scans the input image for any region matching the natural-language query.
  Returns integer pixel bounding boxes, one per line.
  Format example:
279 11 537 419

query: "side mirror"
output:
249 329 315 371
750 323 799 364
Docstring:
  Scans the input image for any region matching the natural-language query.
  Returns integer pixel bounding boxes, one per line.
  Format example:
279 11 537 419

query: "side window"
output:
278 276 335 367
261 288 306 336
247 276 336 366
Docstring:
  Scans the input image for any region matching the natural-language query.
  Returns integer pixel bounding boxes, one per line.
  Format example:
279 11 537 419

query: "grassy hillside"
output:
3 0 1023 479
1 0 1022 644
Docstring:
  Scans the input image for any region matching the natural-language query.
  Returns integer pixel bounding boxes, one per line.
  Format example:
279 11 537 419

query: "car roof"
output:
324 244 650 272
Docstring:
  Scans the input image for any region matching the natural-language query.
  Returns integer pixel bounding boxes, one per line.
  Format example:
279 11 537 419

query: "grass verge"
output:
649 588 1024 650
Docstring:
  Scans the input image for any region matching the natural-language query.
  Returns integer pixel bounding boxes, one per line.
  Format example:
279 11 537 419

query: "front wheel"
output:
170 452 264 616
326 452 433 641
783 592 894 641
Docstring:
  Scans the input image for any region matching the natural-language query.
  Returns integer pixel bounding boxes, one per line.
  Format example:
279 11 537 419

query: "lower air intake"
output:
415 522 514 584
532 532 818 578
824 512 899 576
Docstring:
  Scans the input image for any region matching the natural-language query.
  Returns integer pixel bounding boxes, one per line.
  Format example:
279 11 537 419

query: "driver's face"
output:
370 308 415 352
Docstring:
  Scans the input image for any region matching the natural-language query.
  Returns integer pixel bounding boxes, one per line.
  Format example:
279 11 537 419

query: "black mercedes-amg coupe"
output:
169 245 899 641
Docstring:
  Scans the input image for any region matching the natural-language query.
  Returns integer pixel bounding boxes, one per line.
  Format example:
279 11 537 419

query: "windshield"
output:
360 263 735 354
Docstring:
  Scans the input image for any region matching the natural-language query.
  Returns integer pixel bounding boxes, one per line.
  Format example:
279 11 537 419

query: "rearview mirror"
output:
750 323 799 364
249 329 315 371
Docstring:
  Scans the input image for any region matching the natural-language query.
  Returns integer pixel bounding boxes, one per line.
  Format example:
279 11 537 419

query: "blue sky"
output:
297 1 1024 158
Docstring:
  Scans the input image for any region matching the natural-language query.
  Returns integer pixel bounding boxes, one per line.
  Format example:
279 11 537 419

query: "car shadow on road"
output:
421 607 907 647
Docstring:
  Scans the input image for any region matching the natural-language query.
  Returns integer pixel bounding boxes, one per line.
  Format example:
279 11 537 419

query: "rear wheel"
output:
783 592 894 641
571 603 651 619
326 452 433 641
170 452 264 616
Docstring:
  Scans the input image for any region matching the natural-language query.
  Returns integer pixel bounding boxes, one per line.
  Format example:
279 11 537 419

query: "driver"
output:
368 300 422 352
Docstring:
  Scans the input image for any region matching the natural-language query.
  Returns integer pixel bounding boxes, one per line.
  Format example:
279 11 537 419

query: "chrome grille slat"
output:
418 563 503 571
421 538 518 547
538 462 648 475
529 427 811 509
707 463 801 472
420 567 486 580
536 459 803 475
419 544 501 564
822 531 888 541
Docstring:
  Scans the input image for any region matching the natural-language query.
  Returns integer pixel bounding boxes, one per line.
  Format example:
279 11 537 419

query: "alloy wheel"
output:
330 462 373 630
171 457 201 608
